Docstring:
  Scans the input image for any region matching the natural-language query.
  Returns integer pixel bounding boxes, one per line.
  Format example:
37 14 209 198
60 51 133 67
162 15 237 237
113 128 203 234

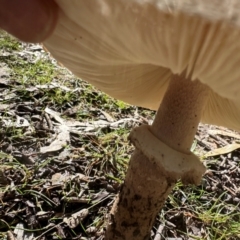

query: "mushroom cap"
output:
44 0 240 131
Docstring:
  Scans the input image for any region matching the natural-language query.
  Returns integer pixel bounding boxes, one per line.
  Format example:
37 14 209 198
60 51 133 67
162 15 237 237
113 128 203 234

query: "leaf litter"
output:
0 32 240 240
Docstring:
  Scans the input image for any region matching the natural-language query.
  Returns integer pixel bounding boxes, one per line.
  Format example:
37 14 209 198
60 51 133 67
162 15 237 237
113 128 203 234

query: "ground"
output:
0 32 240 240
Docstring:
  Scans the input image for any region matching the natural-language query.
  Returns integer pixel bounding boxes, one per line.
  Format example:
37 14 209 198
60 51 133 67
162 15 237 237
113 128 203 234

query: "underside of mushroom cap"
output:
43 0 240 131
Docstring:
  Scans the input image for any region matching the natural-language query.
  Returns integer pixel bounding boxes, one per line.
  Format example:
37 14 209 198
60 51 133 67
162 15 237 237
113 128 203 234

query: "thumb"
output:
0 0 58 43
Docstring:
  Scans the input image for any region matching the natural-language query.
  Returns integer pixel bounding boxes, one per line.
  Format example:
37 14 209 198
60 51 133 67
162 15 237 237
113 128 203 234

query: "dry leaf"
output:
51 173 69 185
41 107 141 153
86 226 97 234
63 209 89 228
40 125 70 153
204 144 240 157
1 116 30 128
208 129 240 140
45 107 64 124
100 110 115 122
0 104 11 111
13 223 34 240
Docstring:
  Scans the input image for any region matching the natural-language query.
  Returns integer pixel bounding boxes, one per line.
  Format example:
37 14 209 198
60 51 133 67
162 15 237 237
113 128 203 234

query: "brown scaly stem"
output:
105 72 209 240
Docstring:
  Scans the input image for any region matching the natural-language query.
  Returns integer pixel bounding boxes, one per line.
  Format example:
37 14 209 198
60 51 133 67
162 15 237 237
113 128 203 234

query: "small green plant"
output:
0 31 21 51
115 100 129 110
13 59 56 85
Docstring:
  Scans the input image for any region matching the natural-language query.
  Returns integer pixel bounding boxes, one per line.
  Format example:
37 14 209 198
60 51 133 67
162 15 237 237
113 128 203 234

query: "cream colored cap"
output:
44 0 240 131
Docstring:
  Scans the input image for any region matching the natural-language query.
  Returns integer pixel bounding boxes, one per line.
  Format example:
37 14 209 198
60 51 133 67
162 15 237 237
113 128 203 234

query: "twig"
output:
34 222 64 240
154 223 164 240
44 112 53 130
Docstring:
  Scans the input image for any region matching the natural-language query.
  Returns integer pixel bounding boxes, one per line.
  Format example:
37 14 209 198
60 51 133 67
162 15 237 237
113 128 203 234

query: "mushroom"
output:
43 0 240 239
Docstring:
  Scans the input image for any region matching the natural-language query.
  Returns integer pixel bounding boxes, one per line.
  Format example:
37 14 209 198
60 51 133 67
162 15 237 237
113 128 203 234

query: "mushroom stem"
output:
105 72 209 240
152 72 209 153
